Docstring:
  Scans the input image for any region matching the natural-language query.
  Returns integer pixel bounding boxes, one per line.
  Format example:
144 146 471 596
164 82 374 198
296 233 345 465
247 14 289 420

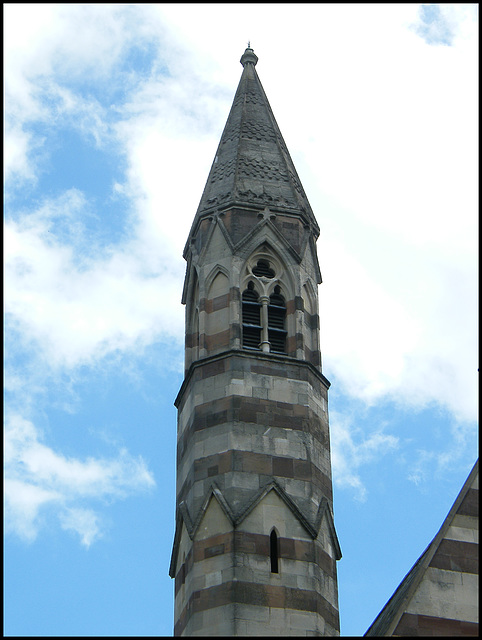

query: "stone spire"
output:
185 46 319 256
170 48 340 636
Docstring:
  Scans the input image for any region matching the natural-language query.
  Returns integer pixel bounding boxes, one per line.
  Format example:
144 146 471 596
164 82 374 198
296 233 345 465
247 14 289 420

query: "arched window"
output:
270 529 279 574
268 286 286 354
242 282 287 354
242 282 261 349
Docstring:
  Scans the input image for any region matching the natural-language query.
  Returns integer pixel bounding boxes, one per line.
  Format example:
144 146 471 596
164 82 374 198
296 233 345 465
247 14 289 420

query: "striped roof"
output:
365 459 479 636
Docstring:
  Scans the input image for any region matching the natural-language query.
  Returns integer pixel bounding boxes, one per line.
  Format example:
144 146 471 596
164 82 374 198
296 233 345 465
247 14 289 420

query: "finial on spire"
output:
240 44 258 67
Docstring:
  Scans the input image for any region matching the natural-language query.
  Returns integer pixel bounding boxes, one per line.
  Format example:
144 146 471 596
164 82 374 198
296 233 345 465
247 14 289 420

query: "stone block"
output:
446 524 479 544
290 611 317 630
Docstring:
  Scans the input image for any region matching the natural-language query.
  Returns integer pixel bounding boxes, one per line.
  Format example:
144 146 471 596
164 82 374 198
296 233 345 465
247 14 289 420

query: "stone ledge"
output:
175 348 330 409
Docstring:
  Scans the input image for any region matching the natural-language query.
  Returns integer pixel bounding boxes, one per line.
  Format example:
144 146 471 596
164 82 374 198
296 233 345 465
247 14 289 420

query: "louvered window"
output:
243 254 289 354
268 286 286 353
252 259 275 278
242 282 261 349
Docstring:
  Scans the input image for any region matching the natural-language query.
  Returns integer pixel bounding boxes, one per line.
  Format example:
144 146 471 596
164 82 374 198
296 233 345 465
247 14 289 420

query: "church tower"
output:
169 46 341 636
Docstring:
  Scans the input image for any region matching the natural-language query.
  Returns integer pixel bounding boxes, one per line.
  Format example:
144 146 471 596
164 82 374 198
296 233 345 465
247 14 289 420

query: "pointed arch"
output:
185 268 200 369
235 216 302 269
302 280 317 315
207 271 229 307
239 240 293 298
302 280 320 365
239 243 292 355
183 262 199 310
205 264 230 297
203 266 231 356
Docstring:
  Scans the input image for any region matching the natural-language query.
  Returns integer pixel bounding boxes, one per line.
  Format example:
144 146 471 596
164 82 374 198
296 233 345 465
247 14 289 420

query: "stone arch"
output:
185 265 200 318
240 242 293 299
239 243 294 355
185 269 200 369
302 280 320 365
302 280 317 315
205 264 230 298
204 267 230 356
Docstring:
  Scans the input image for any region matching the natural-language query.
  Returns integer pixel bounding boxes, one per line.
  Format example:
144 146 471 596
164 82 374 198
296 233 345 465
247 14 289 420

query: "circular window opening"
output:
252 259 275 278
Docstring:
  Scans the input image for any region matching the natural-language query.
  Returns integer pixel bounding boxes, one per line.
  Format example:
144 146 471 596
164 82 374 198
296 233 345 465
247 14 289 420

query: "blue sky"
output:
4 4 478 637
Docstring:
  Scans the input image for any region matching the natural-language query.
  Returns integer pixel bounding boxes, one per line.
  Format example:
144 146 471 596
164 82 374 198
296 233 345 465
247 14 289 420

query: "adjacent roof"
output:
186 46 319 249
364 459 479 636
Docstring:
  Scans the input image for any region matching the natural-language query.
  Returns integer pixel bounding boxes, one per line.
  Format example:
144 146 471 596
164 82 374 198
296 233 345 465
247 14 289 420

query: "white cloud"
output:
320 230 478 423
4 414 155 545
4 479 61 543
3 4 164 183
410 4 478 47
5 189 185 369
330 411 400 502
412 4 455 45
4 4 478 525
59 508 104 548
407 414 478 488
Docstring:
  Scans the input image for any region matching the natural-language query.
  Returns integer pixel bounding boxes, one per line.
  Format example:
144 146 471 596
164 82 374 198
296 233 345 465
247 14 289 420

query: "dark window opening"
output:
270 529 279 573
268 286 287 353
253 259 275 278
242 282 261 349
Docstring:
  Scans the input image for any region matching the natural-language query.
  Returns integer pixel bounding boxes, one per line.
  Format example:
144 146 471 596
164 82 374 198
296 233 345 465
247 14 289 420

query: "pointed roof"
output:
187 47 318 250
365 459 479 636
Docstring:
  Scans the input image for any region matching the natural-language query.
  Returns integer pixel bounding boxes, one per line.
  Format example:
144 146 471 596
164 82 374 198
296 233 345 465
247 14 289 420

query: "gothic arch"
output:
302 279 317 315
240 242 294 299
185 269 200 369
239 244 295 355
205 264 230 297
187 268 200 333
240 241 295 354
302 279 320 365
201 266 231 356
235 215 302 269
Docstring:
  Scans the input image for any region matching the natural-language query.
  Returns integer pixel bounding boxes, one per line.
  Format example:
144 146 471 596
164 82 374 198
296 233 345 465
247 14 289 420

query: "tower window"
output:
268 286 287 354
242 283 287 353
242 282 262 349
270 529 279 573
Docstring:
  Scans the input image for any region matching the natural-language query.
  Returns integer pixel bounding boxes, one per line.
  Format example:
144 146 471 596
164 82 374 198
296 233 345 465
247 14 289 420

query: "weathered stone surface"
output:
172 46 340 637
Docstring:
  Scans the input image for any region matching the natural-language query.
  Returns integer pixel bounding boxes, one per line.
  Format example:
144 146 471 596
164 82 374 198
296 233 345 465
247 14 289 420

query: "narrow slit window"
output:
270 529 279 573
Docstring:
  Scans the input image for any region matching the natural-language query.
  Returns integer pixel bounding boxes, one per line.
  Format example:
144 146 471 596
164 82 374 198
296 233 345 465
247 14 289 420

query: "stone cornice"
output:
174 348 331 409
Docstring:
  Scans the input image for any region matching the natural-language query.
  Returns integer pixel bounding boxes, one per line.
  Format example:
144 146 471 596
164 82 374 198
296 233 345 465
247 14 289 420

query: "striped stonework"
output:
365 459 478 637
170 46 341 636
174 352 333 524
171 483 340 636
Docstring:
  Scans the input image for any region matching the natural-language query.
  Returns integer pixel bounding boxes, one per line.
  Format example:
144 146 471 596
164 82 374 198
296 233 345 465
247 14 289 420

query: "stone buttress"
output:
169 47 341 636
